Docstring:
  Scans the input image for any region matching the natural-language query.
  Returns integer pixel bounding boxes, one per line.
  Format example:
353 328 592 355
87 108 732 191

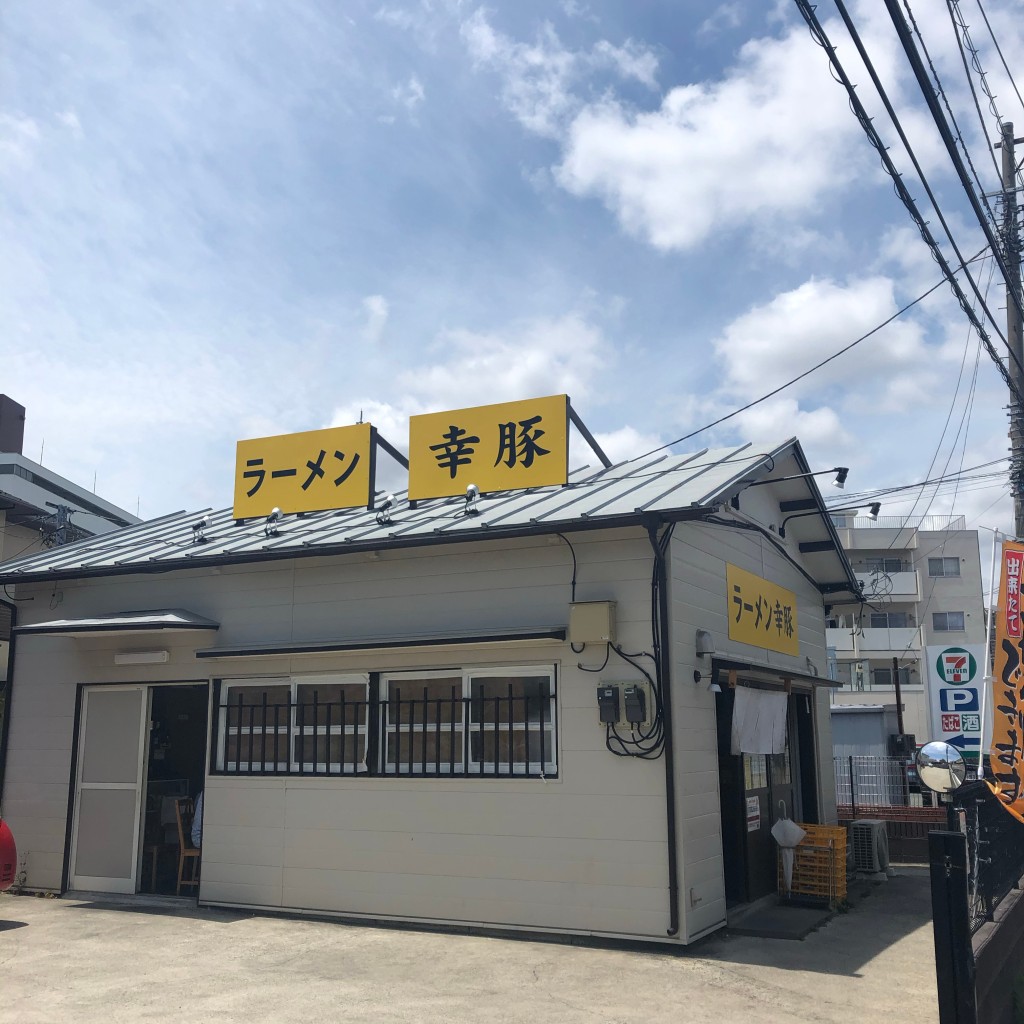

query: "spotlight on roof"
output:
264 507 283 538
833 467 849 489
464 483 481 516
376 493 395 526
867 502 881 522
191 515 210 545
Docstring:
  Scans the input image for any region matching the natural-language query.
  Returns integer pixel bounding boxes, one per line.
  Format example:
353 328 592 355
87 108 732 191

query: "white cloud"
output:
712 276 933 407
555 25 862 251
461 9 658 138
591 424 663 466
56 109 82 137
360 294 389 345
698 4 742 37
392 75 425 111
0 113 39 167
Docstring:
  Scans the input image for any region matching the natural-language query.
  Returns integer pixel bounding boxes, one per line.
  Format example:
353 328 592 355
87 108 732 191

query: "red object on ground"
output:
0 818 17 891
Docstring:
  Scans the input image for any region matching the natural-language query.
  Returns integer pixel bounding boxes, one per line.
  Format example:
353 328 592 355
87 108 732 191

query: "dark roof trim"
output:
14 609 220 636
196 627 567 660
713 657 841 690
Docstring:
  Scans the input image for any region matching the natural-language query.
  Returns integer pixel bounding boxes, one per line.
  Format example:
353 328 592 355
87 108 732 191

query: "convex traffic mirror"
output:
916 740 968 794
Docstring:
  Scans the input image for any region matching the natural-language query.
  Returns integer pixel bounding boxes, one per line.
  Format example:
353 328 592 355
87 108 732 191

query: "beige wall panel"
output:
680 791 721 820
201 878 283 907
3 783 69 820
815 688 838 823
282 837 667 889
281 787 665 841
687 897 727 939
2 762 73 786
281 865 665 915
20 851 64 890
280 827 666 869
201 860 283 891
684 811 722 842
685 832 724 866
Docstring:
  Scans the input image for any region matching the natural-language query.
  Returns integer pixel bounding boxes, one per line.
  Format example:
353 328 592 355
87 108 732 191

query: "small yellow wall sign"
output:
726 563 800 657
408 394 569 500
233 424 373 518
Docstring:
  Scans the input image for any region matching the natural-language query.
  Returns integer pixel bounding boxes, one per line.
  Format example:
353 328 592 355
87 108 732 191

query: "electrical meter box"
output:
569 601 616 645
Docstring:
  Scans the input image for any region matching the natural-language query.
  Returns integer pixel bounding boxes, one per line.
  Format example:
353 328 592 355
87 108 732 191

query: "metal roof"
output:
12 609 220 636
0 438 860 596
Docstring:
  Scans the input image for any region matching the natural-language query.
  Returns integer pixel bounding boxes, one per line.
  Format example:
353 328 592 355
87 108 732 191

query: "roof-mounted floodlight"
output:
464 483 481 516
264 507 283 538
376 493 395 526
191 515 210 545
779 501 882 538
833 467 849 489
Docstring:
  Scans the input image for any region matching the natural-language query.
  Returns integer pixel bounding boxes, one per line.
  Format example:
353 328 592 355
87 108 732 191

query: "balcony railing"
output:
825 626 922 653
855 570 920 600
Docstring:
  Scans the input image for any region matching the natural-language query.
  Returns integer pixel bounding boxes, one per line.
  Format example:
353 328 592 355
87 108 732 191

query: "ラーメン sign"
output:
726 563 799 657
408 395 569 500
233 424 373 518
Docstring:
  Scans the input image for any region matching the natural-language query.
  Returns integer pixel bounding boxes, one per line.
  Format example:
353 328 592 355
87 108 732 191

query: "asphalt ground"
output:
0 870 937 1024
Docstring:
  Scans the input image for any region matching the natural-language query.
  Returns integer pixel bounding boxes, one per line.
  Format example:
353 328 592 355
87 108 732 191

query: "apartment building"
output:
827 512 985 741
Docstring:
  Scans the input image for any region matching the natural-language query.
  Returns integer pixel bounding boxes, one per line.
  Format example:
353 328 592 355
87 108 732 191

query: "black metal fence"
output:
949 780 1024 934
216 685 557 779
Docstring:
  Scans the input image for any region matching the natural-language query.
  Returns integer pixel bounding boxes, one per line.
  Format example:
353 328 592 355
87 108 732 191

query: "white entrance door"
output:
69 687 148 893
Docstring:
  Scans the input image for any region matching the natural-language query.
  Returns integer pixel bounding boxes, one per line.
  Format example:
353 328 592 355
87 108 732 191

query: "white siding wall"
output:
667 521 835 940
2 530 688 941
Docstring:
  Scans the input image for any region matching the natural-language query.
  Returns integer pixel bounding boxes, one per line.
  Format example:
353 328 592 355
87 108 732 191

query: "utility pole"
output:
999 122 1024 538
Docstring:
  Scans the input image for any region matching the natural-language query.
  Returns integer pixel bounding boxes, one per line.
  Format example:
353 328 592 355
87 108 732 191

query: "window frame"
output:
928 556 961 578
217 673 371 775
380 665 558 778
932 611 966 632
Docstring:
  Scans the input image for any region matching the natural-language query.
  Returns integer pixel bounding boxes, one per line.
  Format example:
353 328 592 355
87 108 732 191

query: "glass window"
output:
383 675 464 775
928 557 961 578
864 557 903 573
932 611 965 632
219 675 369 774
871 667 911 688
870 612 908 628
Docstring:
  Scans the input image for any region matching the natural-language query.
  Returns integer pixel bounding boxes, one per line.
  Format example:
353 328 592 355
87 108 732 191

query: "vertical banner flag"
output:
988 540 1024 821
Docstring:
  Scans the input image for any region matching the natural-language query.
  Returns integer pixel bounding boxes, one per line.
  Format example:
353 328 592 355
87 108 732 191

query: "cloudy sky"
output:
2 0 1022 558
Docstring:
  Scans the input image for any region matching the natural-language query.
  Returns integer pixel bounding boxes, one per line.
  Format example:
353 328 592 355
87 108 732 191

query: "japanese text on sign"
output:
233 424 373 518
725 563 799 657
989 541 1024 822
408 395 569 500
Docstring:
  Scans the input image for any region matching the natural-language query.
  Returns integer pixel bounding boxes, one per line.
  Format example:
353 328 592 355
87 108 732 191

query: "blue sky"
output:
2 0 1021 545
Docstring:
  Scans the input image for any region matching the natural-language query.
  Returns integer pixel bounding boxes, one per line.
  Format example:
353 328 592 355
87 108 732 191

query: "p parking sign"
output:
927 644 985 758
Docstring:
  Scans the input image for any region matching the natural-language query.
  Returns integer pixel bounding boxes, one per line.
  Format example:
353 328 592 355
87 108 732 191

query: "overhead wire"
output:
973 0 1024 124
631 253 987 463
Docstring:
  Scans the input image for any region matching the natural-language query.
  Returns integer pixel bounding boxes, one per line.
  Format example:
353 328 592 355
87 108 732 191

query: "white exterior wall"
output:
3 516 838 943
666 521 836 940
2 530 687 941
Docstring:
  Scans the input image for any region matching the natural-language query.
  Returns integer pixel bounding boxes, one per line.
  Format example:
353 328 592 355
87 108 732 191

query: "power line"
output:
973 0 1024 124
631 260 978 462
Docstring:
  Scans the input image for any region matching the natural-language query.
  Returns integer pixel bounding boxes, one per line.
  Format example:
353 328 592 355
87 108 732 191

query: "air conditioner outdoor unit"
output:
851 819 890 873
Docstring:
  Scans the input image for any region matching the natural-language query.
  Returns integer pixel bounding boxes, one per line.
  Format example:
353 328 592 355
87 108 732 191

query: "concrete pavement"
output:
0 871 938 1023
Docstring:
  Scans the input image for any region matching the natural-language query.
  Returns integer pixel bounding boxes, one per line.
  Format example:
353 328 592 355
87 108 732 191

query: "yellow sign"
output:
988 540 1024 822
408 395 568 500
233 424 373 518
726 564 799 657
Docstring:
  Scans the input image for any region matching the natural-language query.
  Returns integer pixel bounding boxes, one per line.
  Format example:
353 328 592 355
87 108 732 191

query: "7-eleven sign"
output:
934 646 978 685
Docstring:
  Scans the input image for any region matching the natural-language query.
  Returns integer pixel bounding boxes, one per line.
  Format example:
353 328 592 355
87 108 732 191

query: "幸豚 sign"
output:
407 394 569 500
926 645 984 762
726 564 799 657
233 424 373 518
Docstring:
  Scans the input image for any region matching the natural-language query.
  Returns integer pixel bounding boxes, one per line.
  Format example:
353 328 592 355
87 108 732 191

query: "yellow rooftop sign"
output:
408 395 569 500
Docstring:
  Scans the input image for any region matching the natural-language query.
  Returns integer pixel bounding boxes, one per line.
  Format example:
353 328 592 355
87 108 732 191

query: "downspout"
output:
0 598 17 814
645 517 680 937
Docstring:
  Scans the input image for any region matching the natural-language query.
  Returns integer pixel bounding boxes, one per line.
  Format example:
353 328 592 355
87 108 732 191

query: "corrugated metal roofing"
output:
0 439 854 590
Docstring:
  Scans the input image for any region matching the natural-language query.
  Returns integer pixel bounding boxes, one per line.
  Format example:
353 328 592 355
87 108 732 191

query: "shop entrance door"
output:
69 687 148 894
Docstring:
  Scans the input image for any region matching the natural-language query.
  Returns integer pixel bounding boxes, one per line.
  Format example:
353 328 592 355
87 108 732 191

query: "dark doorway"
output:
140 685 208 895
715 682 821 906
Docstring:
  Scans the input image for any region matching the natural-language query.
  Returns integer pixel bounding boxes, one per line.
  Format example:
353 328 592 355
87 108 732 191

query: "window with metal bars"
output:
214 667 557 778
